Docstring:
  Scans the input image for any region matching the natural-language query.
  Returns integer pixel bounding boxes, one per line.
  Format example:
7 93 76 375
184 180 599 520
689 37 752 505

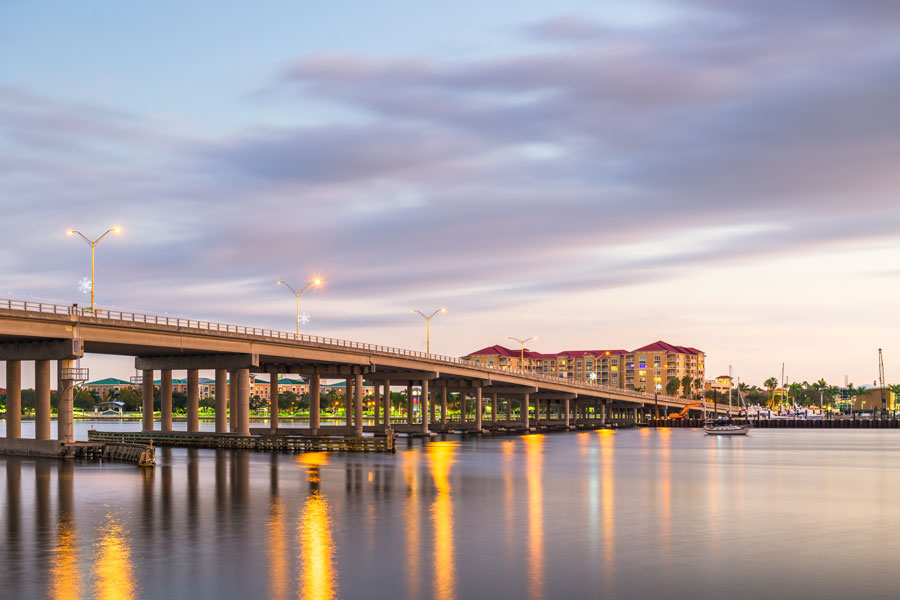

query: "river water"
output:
2 422 900 599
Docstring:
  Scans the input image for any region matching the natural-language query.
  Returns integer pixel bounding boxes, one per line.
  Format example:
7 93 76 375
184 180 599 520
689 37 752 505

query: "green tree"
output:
117 387 141 412
764 377 778 403
680 375 692 398
73 388 97 411
666 377 680 396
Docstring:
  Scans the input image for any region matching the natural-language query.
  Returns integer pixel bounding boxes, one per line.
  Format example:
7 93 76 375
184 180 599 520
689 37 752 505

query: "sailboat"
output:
705 369 750 436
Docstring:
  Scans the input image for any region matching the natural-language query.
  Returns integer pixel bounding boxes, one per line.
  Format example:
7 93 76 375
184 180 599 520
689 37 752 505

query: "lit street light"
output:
277 278 322 337
411 308 446 355
509 336 538 373
67 226 120 313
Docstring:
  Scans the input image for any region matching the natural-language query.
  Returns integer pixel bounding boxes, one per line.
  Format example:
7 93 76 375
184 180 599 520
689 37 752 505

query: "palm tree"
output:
788 382 804 406
681 375 692 398
666 377 680 396
693 378 704 398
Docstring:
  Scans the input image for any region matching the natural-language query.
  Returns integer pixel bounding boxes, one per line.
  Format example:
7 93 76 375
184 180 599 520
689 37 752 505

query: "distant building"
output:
706 375 733 395
463 340 705 393
83 377 133 400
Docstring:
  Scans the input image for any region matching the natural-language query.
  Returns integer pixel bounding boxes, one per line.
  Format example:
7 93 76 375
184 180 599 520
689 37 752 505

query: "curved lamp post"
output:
411 308 446 355
277 278 321 337
509 336 537 373
67 226 120 312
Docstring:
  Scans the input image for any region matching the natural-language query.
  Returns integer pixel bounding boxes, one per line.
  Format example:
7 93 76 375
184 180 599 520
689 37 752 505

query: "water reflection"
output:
523 435 545 600
403 449 422 599
92 514 138 600
427 441 458 600
598 430 615 589
269 455 290 600
297 453 339 600
50 462 81 600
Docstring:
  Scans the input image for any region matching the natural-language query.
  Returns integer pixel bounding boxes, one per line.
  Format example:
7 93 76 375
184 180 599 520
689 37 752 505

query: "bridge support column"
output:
354 374 364 437
506 395 511 422
187 369 199 433
382 379 391 429
229 371 238 432
521 393 530 430
600 401 606 425
142 369 154 432
215 369 228 433
406 384 413 425
420 379 430 435
491 393 498 423
572 399 578 427
160 369 173 432
5 360 21 439
237 369 250 435
475 387 483 432
56 359 74 444
345 378 353 428
269 374 279 433
441 386 448 426
35 360 51 440
534 398 541 427
310 374 321 435
564 398 571 428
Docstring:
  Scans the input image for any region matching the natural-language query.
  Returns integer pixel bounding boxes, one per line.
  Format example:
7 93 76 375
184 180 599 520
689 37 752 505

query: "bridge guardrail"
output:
1 299 688 405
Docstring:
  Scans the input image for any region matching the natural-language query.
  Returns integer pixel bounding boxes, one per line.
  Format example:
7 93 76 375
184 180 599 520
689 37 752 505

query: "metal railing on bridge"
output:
1 299 687 405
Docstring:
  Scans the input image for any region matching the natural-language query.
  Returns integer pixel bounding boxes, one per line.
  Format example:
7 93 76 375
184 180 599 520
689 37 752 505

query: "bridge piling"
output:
214 369 227 433
345 378 354 428
57 359 74 443
441 386 448 426
475 386 483 432
269 374 279 433
187 369 199 433
35 360 51 440
406 383 413 425
160 369 173 432
142 369 154 431
5 360 21 439
355 373 364 437
522 393 530 429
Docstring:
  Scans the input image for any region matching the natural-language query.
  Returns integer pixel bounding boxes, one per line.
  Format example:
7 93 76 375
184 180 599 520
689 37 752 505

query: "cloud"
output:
2 0 900 371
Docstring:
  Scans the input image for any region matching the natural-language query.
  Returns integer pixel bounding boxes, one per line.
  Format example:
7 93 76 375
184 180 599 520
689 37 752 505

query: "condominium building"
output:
463 340 704 393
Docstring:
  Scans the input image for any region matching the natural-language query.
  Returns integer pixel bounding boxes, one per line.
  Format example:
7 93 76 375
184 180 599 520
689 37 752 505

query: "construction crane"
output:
878 349 886 414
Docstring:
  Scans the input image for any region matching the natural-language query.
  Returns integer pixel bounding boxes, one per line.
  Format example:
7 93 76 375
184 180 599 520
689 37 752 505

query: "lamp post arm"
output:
70 230 93 246
94 228 117 245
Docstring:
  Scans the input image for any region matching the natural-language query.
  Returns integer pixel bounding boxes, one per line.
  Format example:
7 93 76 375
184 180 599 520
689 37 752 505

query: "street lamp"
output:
277 278 322 337
411 308 446 355
509 336 537 373
67 226 120 312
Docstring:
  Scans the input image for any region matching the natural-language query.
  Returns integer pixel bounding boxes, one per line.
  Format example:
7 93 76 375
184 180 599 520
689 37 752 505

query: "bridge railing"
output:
1 298 687 405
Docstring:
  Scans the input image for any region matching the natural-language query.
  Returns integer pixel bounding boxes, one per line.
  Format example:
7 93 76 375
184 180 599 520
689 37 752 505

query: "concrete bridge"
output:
0 299 711 450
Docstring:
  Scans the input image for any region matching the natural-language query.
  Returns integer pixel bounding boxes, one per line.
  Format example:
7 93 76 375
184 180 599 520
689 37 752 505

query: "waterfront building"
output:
321 380 375 398
83 377 133 400
463 340 705 393
706 375 733 395
252 377 309 400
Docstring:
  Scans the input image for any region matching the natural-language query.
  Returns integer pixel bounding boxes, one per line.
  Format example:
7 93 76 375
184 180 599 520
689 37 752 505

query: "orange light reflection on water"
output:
427 441 458 600
598 429 615 588
49 518 81 600
92 515 138 600
297 453 339 600
523 435 545 600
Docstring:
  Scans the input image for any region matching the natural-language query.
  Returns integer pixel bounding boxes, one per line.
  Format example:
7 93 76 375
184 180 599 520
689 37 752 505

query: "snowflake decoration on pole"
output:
298 312 311 326
588 372 597 382
78 277 92 295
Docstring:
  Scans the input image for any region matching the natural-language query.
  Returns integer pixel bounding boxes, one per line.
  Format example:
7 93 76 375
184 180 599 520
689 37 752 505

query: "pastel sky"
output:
2 0 899 388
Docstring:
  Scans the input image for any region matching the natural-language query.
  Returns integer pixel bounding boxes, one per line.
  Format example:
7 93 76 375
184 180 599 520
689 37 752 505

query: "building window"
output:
611 359 618 365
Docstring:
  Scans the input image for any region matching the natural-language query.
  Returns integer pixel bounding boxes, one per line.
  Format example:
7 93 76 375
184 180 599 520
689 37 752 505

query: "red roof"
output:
632 341 702 355
464 345 526 358
556 349 627 358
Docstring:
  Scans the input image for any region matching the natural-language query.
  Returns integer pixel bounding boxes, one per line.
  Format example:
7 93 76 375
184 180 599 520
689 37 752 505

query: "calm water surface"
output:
2 422 900 599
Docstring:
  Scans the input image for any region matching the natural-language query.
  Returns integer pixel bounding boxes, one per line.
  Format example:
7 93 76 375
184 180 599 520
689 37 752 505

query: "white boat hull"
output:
704 426 749 436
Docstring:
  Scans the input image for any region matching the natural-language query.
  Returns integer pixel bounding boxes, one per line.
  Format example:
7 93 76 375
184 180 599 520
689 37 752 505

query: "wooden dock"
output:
648 418 900 428
87 429 396 453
